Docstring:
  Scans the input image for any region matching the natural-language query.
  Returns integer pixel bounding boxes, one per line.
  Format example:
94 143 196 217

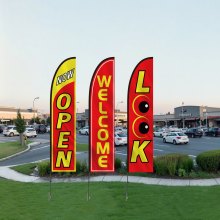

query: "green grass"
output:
77 143 88 151
10 145 88 175
11 144 89 176
11 163 37 175
0 179 220 219
0 141 27 159
0 142 85 160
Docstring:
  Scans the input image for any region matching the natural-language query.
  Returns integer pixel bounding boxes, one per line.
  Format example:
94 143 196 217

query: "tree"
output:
15 109 26 146
41 119 45 124
29 117 41 125
46 116 51 125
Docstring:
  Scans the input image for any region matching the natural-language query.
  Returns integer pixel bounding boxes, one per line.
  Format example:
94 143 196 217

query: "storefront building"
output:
154 105 220 128
0 106 37 124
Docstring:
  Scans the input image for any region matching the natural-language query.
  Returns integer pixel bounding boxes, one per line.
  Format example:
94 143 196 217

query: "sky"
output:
0 0 220 115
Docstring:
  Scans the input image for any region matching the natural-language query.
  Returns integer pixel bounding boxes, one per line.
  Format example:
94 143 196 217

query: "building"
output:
76 111 89 128
154 105 220 128
115 110 127 127
0 106 37 124
154 113 178 127
76 109 127 128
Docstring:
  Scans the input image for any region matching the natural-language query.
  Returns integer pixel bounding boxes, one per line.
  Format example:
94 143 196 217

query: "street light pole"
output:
33 97 39 124
116 101 123 126
182 102 185 128
202 107 208 128
77 101 80 113
206 111 208 128
76 101 80 129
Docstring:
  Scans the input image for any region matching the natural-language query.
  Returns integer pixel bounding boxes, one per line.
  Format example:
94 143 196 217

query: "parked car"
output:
185 128 203 138
168 126 180 132
115 132 127 146
0 125 6 133
122 128 127 134
205 127 220 137
79 126 89 135
201 127 208 134
153 130 163 137
115 127 124 133
25 125 35 129
23 128 37 138
3 126 19 137
163 132 189 145
34 124 47 134
179 128 188 133
153 129 169 137
46 126 50 133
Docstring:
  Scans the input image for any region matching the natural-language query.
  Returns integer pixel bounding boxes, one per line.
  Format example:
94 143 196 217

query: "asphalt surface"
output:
0 133 219 166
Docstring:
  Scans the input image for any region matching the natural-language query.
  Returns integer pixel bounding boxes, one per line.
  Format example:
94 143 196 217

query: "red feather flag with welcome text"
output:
128 57 153 173
89 57 115 172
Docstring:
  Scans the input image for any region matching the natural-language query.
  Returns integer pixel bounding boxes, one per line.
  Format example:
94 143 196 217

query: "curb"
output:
1 166 220 186
35 175 220 186
0 142 41 162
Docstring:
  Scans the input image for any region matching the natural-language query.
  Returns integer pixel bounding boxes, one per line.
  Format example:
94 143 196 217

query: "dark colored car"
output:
185 128 203 138
0 125 4 134
0 125 5 133
205 127 220 137
34 124 46 134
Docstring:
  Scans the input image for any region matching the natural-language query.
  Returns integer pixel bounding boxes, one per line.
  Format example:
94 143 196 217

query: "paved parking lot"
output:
116 136 220 161
0 133 219 166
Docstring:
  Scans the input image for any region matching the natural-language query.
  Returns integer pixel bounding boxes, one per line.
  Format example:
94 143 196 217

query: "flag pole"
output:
48 169 52 201
87 171 90 201
125 167 128 201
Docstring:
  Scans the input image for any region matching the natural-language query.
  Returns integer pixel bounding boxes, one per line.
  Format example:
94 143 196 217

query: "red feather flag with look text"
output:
128 57 153 173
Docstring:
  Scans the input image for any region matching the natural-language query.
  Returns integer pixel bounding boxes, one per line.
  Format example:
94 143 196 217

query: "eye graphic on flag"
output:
128 58 153 173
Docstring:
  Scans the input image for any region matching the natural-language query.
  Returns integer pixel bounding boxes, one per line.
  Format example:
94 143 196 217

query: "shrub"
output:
167 157 177 176
76 160 81 174
80 161 88 173
37 160 89 177
38 161 50 177
177 155 193 173
196 150 220 172
115 158 122 170
154 154 193 176
178 168 186 177
154 158 168 176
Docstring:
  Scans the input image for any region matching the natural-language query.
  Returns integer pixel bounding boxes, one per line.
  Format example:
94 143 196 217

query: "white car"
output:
115 127 124 133
79 126 89 135
23 128 37 138
122 128 127 134
153 130 163 137
154 129 169 137
179 128 188 133
115 132 127 146
3 126 19 137
163 132 189 145
168 126 179 131
46 126 50 133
